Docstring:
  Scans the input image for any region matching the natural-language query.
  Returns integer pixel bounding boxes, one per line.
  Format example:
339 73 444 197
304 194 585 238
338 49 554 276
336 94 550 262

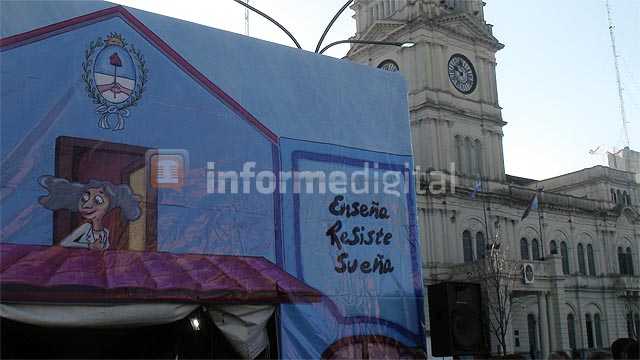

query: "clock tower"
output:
346 0 506 183
345 2 509 351
345 3 640 358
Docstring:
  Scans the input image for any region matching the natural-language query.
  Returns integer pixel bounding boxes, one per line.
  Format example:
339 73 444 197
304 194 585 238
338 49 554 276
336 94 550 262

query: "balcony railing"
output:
425 260 640 293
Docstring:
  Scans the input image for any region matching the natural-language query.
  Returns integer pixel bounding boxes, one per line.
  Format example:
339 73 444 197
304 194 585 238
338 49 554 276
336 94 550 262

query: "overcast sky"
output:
112 0 640 180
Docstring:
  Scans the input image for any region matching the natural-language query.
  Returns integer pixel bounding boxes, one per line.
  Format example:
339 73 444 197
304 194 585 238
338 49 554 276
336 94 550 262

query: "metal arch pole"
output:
232 0 302 49
319 39 404 54
314 0 354 53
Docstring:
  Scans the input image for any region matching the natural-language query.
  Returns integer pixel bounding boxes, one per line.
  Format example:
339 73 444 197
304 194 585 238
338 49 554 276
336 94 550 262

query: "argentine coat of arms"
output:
82 33 147 130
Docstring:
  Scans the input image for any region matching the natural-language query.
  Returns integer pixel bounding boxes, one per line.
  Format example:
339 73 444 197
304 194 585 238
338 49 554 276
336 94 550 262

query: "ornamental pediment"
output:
434 14 502 47
347 20 406 57
359 20 405 43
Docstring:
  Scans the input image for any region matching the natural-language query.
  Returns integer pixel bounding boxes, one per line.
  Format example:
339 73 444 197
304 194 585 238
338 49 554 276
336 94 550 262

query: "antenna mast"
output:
244 0 250 36
606 0 630 147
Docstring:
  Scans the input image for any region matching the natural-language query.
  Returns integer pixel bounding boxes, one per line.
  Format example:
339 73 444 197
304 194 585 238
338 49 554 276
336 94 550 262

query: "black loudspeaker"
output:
427 282 485 356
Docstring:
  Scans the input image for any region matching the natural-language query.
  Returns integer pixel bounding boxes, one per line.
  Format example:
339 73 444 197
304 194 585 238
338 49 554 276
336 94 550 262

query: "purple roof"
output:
0 244 320 304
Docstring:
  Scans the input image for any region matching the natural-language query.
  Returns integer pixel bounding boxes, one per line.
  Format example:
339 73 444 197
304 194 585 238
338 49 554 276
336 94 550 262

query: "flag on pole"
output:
521 192 538 221
471 178 481 198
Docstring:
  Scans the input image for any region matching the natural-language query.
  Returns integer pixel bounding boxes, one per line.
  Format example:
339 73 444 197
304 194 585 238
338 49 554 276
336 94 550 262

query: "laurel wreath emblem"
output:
81 34 148 130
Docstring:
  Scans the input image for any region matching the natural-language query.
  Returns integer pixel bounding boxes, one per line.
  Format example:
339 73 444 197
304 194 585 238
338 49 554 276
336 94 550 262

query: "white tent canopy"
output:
1 302 274 359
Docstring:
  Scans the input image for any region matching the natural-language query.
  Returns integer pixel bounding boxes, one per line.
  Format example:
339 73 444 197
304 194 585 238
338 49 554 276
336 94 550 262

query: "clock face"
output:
378 60 399 72
448 54 477 94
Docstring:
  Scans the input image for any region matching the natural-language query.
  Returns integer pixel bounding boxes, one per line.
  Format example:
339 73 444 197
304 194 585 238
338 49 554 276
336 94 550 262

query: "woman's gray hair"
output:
38 176 142 221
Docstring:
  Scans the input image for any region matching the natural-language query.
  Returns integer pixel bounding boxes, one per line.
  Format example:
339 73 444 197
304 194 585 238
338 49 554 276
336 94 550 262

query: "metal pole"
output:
319 39 407 54
537 186 545 258
232 0 302 49
315 0 354 53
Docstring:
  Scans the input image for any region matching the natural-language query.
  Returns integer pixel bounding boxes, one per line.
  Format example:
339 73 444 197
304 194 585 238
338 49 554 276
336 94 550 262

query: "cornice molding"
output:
408 101 506 126
413 13 504 50
346 12 504 58
346 20 406 58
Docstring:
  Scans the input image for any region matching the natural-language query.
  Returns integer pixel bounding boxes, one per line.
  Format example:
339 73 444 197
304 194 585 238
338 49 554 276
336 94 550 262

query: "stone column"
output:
439 119 451 167
508 219 518 260
547 254 567 352
418 207 430 263
437 208 447 262
414 41 427 94
505 312 515 355
426 208 438 263
444 208 456 263
411 121 423 168
483 129 494 180
547 292 558 352
497 133 506 180
425 42 435 89
538 292 550 359
489 60 498 104
481 58 490 103
428 118 439 170
436 44 446 90
493 132 500 180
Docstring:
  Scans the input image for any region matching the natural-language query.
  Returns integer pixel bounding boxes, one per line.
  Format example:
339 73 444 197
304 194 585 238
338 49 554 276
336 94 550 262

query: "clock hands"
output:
455 65 467 81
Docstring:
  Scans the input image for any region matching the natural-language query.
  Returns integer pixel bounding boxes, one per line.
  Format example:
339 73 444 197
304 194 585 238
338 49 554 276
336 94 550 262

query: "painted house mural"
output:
0 1 425 358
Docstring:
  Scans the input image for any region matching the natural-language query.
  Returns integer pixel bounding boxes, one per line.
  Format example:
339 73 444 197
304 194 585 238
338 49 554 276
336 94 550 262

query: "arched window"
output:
619 247 628 275
594 314 603 348
463 230 473 263
626 247 634 275
617 190 622 203
561 242 570 275
578 243 586 274
520 238 529 260
567 314 577 349
455 135 462 174
625 312 639 339
586 314 594 348
622 191 629 205
550 240 558 255
476 232 485 260
587 244 596 276
474 139 483 177
532 239 541 260
611 189 617 203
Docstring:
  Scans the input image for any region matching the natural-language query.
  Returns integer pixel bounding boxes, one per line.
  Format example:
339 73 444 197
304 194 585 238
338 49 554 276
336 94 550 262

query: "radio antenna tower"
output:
606 0 630 147
244 0 250 36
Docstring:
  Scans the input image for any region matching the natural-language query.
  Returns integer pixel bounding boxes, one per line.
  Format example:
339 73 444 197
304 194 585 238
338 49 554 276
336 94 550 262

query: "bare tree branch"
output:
467 223 522 355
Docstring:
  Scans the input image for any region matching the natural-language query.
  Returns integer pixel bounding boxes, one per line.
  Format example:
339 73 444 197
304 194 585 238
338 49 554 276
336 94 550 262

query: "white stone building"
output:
345 0 640 358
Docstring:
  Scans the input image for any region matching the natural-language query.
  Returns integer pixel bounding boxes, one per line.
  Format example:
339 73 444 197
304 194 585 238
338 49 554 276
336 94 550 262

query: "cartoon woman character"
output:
38 176 142 251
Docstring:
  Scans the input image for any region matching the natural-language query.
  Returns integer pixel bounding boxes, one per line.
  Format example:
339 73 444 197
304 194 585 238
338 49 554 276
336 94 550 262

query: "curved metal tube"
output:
232 0 302 49
319 39 405 54
314 0 354 53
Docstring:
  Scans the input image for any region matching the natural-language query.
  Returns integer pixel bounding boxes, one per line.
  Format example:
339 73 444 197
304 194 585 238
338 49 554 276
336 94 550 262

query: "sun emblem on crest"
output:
82 33 148 130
